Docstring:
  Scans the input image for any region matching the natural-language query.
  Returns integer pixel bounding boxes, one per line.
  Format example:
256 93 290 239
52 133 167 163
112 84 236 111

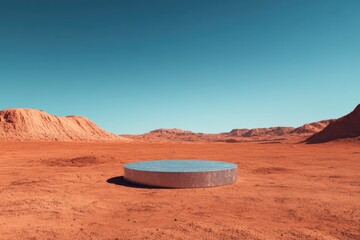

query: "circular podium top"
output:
124 159 237 173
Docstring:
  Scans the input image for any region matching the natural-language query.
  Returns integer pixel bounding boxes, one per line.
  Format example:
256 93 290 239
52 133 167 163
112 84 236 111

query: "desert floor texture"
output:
0 141 359 240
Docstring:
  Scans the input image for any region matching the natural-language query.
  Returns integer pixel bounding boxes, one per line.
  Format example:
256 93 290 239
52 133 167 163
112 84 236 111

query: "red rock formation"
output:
307 104 360 143
228 129 249 137
149 128 196 135
291 120 332 134
241 127 294 137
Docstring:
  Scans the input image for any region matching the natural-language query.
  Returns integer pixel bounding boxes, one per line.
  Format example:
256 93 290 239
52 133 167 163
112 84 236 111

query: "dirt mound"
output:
0 108 129 142
228 127 294 137
124 128 203 142
253 167 292 174
149 128 196 135
43 156 103 167
228 129 249 137
307 104 360 143
242 127 294 137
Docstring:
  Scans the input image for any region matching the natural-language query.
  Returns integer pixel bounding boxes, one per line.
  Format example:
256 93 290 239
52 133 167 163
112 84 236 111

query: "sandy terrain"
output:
0 141 359 240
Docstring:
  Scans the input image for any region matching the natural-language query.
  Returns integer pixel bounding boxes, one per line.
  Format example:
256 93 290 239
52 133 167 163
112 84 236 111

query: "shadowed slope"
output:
307 104 360 143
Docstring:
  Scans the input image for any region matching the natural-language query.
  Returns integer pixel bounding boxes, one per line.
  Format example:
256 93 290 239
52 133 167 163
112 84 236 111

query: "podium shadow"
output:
106 176 162 189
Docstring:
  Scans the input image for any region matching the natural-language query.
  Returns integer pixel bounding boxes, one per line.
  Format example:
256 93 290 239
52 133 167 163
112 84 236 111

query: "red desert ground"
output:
0 105 359 240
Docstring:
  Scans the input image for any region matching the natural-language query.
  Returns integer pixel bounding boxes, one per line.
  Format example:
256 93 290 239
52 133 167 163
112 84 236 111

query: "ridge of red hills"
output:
124 120 333 143
124 104 360 143
1 105 359 143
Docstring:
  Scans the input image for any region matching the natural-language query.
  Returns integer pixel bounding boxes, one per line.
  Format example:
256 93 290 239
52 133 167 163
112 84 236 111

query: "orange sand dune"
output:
0 108 129 142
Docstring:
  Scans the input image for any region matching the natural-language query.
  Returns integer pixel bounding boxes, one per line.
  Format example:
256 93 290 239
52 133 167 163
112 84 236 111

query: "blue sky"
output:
0 0 359 134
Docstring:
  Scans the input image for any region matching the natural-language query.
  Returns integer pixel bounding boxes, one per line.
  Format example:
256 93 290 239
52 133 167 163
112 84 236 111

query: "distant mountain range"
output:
122 120 332 143
123 105 360 143
1 104 359 143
